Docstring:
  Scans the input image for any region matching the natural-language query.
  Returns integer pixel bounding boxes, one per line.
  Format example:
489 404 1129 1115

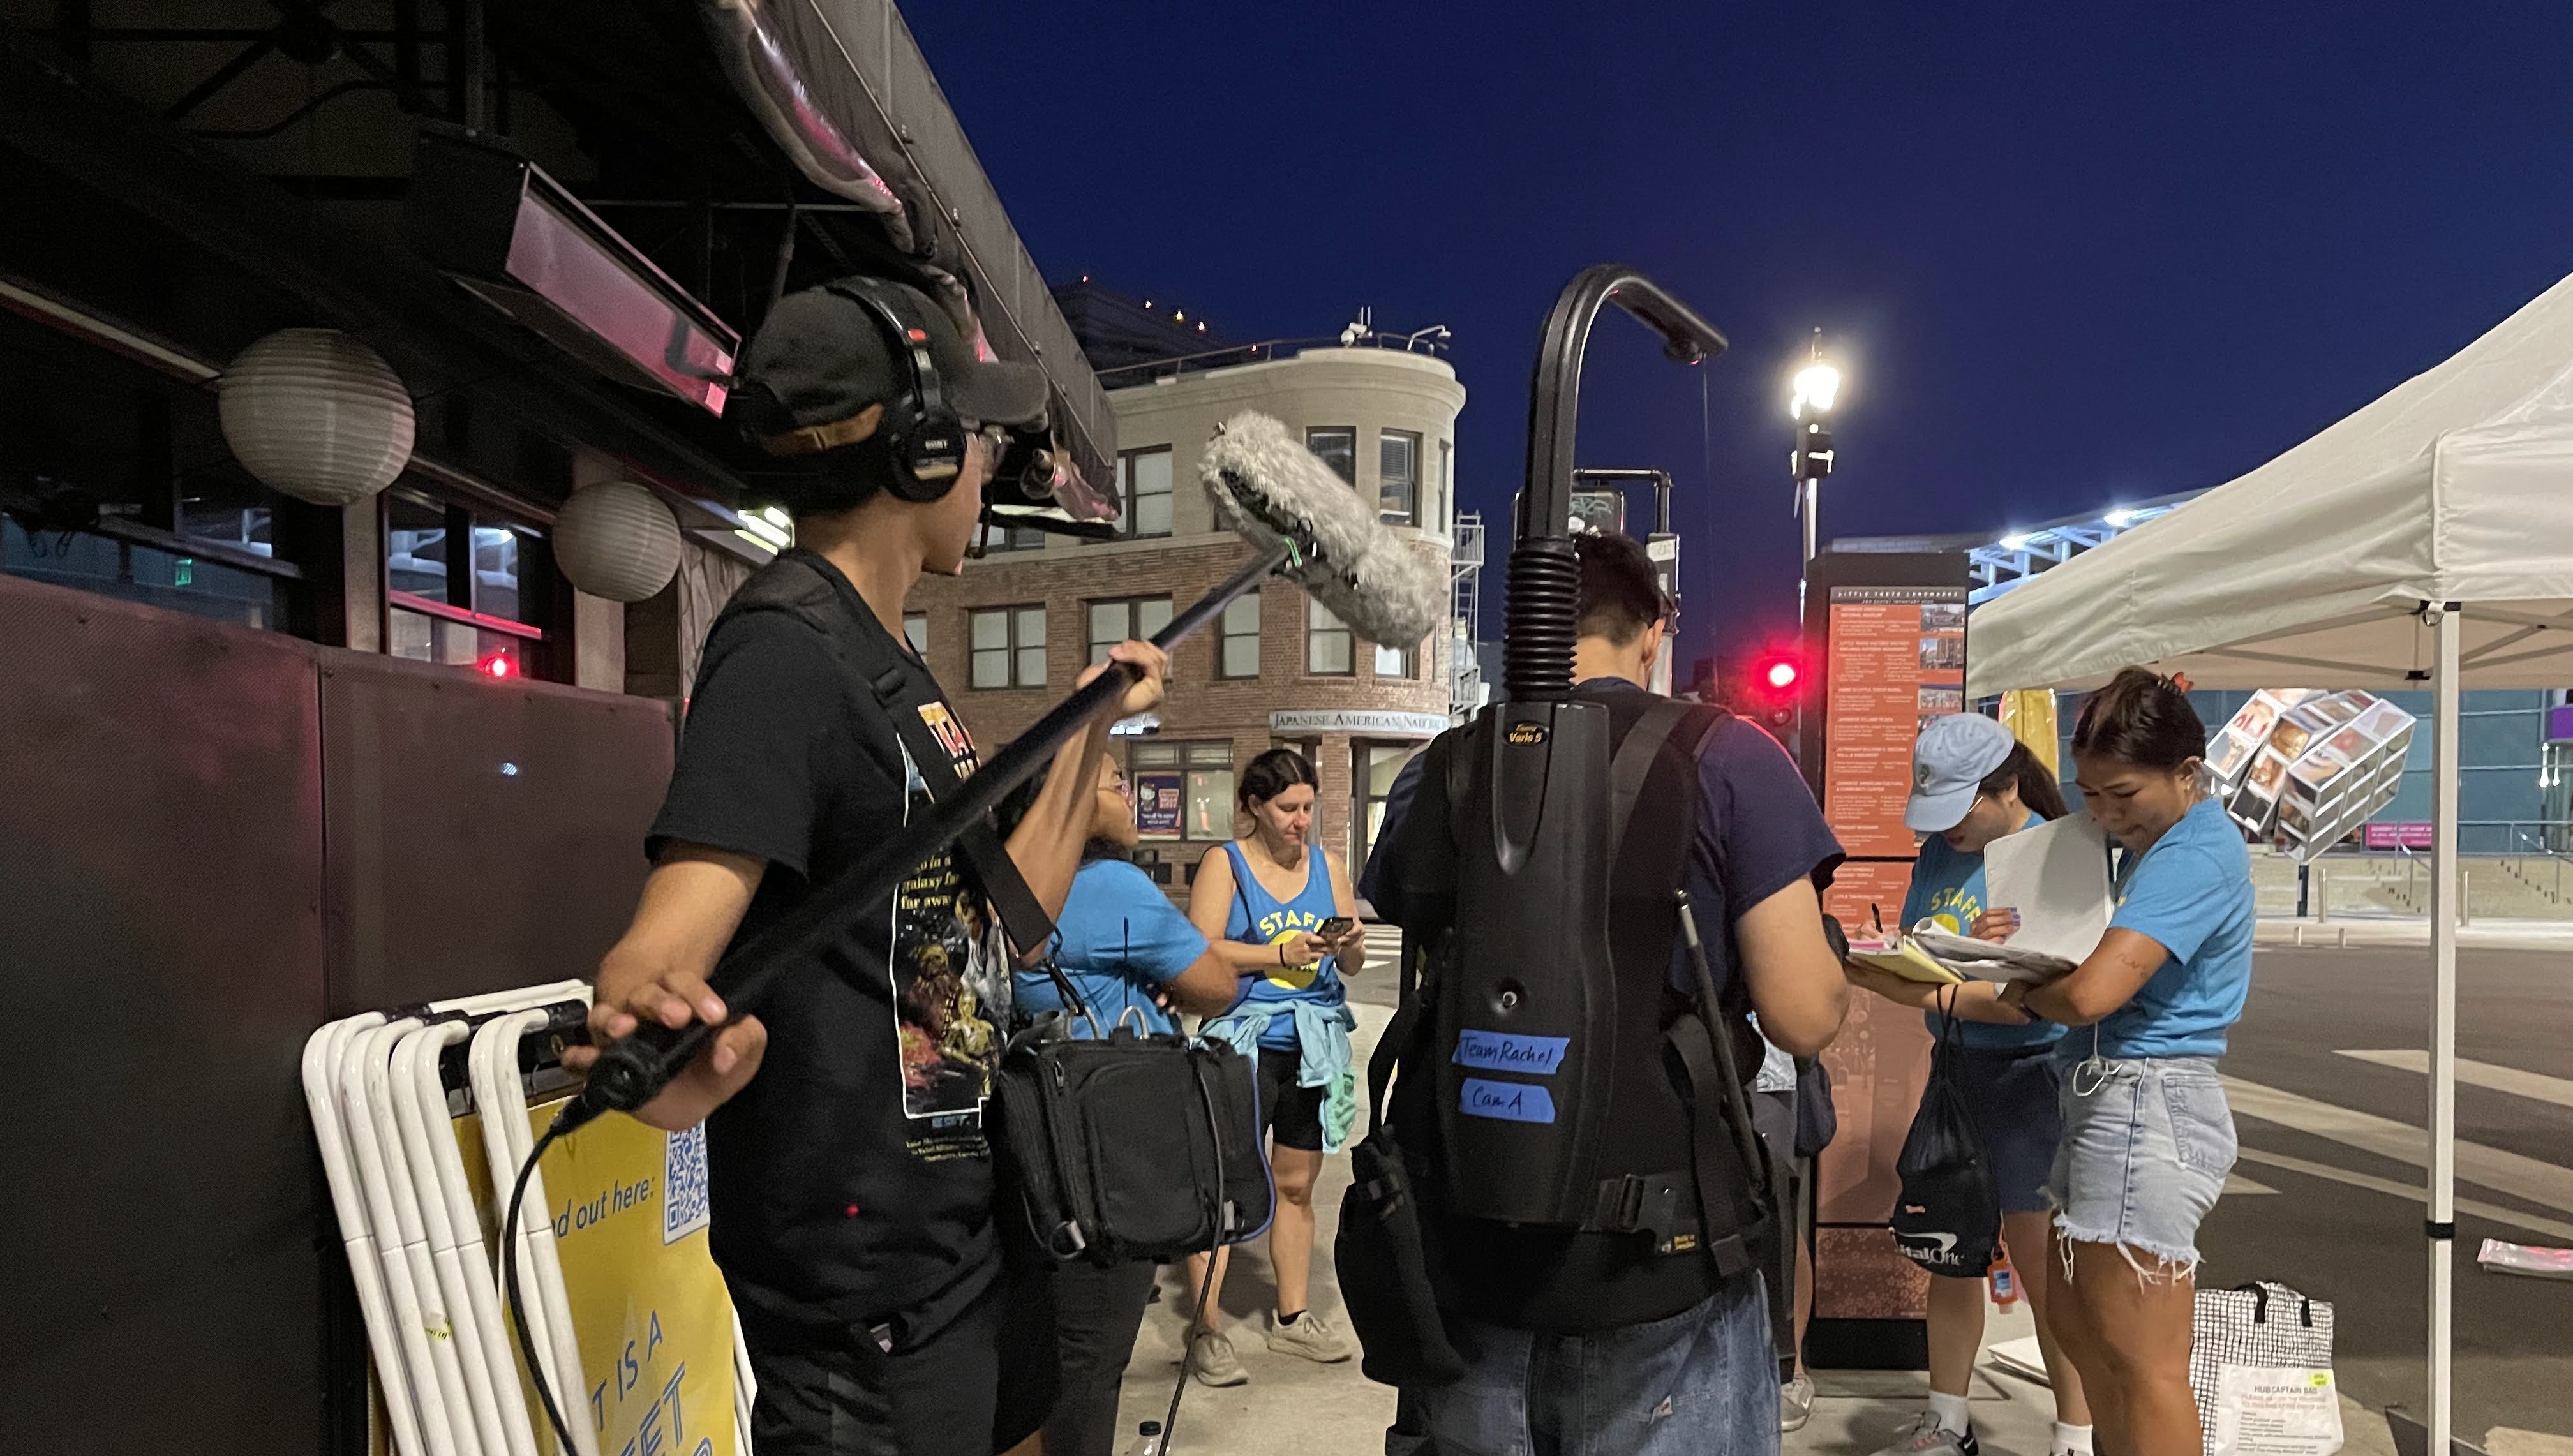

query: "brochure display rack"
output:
2209 689 2416 862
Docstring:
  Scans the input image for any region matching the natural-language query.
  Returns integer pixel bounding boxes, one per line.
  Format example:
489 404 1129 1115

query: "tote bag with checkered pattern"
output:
2191 1281 2341 1456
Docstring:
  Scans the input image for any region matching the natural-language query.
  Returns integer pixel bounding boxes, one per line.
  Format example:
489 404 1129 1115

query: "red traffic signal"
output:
1743 647 1809 730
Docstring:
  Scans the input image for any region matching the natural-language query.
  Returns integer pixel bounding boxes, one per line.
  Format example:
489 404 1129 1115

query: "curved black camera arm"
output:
1503 266 1726 702
1518 265 1728 555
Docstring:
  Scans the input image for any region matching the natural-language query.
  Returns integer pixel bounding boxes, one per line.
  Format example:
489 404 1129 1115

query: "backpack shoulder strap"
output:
764 549 1060 956
1609 699 1715 850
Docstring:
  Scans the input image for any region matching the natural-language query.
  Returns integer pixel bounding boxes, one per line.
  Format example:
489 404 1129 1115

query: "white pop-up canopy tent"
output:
1969 268 2573 1456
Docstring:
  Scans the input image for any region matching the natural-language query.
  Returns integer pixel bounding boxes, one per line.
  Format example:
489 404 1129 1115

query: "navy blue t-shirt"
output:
1363 678 1844 1006
1361 678 1844 1328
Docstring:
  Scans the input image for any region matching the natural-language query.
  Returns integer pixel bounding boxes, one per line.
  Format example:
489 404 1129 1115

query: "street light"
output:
1789 329 1844 593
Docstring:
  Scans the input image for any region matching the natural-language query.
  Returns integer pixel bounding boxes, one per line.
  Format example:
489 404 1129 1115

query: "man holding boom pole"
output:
565 277 1167 1456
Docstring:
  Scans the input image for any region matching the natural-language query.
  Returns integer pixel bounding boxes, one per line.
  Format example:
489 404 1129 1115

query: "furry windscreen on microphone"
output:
1199 410 1446 650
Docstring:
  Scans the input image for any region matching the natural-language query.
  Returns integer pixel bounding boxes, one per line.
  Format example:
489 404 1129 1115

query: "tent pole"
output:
2428 602 2461 1456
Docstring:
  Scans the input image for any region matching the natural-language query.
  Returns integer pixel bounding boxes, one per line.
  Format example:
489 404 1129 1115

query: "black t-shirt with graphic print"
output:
647 553 1010 1337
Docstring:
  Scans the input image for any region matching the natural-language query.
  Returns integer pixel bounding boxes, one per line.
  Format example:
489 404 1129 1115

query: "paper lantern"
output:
217 329 415 507
553 480 682 602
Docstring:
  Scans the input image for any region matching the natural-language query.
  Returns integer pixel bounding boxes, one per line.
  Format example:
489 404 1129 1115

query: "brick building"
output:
908 336 1467 893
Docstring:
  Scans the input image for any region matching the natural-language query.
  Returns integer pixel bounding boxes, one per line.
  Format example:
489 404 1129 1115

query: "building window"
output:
1439 439 1454 533
1306 426 1356 486
1359 742 1426 866
1115 447 1174 539
1133 740 1237 840
1089 596 1173 665
904 613 929 656
1375 638 1419 679
981 519 1047 553
0 316 303 634
1307 598 1354 676
1219 591 1261 679
385 489 551 677
1380 430 1420 526
971 604 1047 688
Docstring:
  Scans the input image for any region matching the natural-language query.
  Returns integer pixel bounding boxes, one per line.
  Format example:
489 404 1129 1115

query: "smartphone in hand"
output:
1317 916 1355 938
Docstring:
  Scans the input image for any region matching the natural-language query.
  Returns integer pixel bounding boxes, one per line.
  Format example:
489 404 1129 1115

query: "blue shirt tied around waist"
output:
1903 813 2065 1052
1011 858 1209 1038
1202 839 1357 1150
2091 796 2256 1060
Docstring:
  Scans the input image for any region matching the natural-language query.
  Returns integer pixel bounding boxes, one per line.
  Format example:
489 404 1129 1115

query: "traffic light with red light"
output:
1743 647 1808 731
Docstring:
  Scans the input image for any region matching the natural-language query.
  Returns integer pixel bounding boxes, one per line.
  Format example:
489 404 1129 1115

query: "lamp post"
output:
1789 332 1842 612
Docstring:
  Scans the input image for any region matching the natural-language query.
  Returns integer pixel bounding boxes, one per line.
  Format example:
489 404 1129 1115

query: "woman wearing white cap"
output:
1845 711 2094 1456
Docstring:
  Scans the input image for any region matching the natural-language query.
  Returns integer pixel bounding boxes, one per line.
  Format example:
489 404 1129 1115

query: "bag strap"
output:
1364 980 1435 1136
1609 699 1705 850
785 549 1062 958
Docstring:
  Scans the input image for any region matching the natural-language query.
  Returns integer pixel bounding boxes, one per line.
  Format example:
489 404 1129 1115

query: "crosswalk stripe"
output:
2231 1147 2573 1244
2334 1049 2573 1110
2223 1171 2280 1196
2223 1074 2573 1214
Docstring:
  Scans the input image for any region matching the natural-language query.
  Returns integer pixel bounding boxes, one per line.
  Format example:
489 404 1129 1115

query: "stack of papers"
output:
1845 814 2115 984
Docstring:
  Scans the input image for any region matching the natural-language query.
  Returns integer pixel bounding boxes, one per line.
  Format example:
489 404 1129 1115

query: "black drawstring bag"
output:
1890 993 2001 1279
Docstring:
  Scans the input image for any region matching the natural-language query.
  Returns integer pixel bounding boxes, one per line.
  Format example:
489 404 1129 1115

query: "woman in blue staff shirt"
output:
1844 711 2094 1456
999 757 1237 1456
2001 669 2253 1456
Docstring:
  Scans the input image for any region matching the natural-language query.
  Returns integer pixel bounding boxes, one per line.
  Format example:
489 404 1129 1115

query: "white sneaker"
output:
1867 1411 1979 1456
1186 1328 1248 1387
1780 1372 1816 1433
1264 1310 1355 1363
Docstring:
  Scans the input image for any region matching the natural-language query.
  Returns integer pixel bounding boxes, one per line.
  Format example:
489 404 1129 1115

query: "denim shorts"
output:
2045 1053 2237 1272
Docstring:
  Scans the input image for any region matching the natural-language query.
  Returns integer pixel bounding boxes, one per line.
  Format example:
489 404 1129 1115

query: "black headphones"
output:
824 278 969 503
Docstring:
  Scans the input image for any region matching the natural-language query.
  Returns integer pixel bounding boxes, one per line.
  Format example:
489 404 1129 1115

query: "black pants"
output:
742 1263 1059 1456
1045 1259 1160 1456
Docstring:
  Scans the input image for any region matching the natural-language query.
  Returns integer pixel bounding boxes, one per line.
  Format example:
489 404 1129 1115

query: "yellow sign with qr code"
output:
448 1097 743 1456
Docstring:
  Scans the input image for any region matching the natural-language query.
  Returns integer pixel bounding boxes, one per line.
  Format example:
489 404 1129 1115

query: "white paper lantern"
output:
218 328 415 507
553 480 682 602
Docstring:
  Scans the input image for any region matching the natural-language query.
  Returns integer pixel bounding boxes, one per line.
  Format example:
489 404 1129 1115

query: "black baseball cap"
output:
733 278 1050 454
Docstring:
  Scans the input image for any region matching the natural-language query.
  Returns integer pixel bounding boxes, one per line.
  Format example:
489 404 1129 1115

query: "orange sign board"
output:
1823 588 1967 858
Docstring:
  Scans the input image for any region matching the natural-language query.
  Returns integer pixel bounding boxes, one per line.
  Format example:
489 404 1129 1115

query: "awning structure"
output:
1967 269 2573 1456
1969 270 2573 696
699 0 1116 486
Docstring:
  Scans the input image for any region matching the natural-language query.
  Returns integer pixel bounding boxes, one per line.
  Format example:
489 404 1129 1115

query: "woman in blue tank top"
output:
1175 748 1364 1387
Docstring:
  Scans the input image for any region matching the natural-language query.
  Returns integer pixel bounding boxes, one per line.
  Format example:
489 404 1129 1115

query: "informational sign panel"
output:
1823 586 1969 858
1134 771 1184 838
1798 557 1971 1362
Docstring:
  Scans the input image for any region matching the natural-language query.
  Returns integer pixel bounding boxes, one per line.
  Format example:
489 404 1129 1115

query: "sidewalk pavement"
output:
1115 1000 2415 1455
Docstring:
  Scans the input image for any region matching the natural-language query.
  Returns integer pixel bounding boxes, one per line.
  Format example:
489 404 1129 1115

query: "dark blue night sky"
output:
907 3 2573 663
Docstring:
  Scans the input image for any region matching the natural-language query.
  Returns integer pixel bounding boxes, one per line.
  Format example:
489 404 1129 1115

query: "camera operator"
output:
1366 531 1848 1455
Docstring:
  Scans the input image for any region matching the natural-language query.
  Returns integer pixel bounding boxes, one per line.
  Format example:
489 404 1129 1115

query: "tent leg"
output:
2428 604 2461 1456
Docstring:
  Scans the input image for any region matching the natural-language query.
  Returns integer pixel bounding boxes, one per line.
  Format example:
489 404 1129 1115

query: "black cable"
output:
1162 1057 1233 1452
502 1122 579 1456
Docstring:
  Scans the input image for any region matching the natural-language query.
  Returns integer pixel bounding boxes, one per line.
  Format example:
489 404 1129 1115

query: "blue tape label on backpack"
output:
1452 1030 1570 1076
1459 1078 1556 1124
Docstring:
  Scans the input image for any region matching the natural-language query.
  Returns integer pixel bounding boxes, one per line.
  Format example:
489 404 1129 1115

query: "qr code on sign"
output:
664 1123 711 1244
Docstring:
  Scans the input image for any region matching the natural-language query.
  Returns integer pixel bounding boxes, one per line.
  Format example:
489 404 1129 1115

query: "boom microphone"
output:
1200 410 1445 650
571 416 1448 1125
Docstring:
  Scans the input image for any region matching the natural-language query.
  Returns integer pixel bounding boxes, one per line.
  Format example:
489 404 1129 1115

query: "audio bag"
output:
994 1009 1274 1268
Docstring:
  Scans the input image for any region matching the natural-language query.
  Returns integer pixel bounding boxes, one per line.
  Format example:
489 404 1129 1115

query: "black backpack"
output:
1891 1002 2002 1279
